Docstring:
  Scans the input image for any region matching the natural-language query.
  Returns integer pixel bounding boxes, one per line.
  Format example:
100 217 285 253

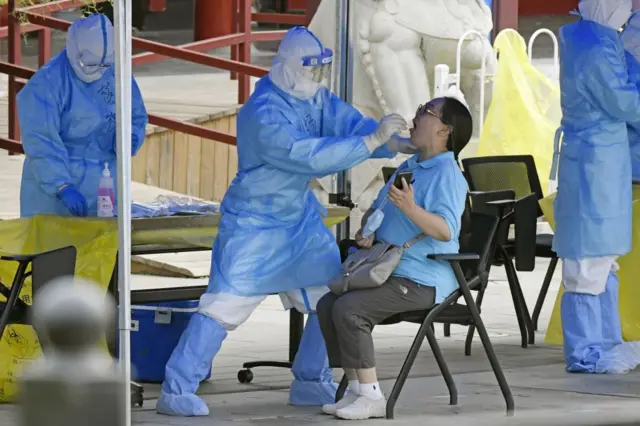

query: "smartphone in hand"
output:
393 172 413 189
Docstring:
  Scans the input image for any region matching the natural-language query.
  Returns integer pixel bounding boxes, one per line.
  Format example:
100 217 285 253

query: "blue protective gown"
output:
553 19 640 259
622 11 640 180
209 76 394 297
625 51 640 179
18 52 148 217
555 17 640 374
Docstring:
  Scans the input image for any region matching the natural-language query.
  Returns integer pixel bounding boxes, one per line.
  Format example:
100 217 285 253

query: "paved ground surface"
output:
2 259 640 425
1 11 638 426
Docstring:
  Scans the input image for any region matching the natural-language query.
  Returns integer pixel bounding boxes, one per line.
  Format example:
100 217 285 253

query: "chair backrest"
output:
461 155 544 217
32 246 78 302
461 212 500 281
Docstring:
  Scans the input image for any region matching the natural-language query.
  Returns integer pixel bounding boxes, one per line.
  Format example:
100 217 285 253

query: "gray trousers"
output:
317 276 436 370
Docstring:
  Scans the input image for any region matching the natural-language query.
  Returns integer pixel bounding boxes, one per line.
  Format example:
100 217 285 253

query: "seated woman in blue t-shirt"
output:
316 96 472 420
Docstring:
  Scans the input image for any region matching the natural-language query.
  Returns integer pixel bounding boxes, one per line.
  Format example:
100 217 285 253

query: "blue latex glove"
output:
57 186 88 217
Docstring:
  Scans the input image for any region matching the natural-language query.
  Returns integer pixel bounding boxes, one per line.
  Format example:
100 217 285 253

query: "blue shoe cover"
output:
288 313 338 406
157 392 209 416
596 342 640 374
289 378 339 406
561 292 602 373
156 312 227 416
600 271 623 351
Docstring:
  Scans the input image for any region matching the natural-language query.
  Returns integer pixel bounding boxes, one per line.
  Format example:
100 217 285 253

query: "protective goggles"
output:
302 48 333 83
78 52 113 75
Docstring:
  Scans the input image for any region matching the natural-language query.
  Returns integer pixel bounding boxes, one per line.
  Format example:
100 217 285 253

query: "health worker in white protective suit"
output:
156 26 414 417
555 0 640 374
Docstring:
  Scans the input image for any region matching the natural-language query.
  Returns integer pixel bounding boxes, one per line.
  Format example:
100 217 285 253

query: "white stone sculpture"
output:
308 0 496 234
310 0 496 129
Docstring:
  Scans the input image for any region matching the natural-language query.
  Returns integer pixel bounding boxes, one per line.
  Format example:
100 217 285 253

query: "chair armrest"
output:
468 190 516 217
428 253 480 261
485 193 538 207
485 199 516 206
469 190 511 197
0 254 35 262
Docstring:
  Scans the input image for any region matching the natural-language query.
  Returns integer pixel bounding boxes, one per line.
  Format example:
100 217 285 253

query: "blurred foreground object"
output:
19 277 124 426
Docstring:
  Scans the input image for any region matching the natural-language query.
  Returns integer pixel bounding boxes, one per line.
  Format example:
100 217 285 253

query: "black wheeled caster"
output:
131 381 144 407
237 369 254 384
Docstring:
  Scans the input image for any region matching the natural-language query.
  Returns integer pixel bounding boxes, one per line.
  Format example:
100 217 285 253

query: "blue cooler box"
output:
129 300 212 383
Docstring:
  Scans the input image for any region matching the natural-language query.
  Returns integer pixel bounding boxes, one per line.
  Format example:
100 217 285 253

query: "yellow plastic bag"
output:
477 30 561 194
539 189 640 345
0 216 117 402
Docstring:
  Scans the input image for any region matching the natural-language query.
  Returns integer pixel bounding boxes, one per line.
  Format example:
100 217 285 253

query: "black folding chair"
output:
335 213 514 419
463 189 539 349
0 246 77 343
462 155 557 335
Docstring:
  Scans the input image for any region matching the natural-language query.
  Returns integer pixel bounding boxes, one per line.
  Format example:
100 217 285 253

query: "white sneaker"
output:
335 394 387 420
321 392 359 415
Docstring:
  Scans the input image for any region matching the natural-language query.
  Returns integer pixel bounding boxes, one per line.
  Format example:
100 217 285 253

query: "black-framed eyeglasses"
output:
416 103 446 123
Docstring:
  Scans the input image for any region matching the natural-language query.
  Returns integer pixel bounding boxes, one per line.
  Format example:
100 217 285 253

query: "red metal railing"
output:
0 0 307 153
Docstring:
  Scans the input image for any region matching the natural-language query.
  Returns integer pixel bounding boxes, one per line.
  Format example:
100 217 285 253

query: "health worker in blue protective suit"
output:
621 4 640 179
156 26 414 417
555 0 640 375
18 13 148 218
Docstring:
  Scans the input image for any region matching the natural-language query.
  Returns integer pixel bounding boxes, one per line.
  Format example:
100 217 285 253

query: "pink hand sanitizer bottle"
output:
97 162 115 218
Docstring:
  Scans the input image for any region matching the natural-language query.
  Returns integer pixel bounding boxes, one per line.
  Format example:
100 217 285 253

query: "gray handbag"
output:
328 234 426 296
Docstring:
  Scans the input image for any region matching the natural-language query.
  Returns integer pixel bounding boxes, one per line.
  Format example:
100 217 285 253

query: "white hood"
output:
579 0 632 30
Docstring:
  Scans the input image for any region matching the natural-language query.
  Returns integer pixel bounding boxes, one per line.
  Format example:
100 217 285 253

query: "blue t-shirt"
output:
372 152 468 303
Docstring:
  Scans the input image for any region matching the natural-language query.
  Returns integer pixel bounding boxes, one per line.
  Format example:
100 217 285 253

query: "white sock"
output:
348 380 361 395
359 382 383 400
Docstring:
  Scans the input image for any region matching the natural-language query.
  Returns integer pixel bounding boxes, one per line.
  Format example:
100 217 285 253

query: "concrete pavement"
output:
2 257 640 425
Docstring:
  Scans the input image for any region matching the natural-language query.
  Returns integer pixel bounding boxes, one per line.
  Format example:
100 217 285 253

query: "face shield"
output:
302 48 333 84
269 26 332 99
66 14 114 83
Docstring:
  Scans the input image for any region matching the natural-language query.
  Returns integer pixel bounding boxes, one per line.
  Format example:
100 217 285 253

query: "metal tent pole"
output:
332 0 354 240
114 0 133 424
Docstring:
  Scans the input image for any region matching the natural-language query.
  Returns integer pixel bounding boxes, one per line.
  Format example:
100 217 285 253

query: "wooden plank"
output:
145 133 162 186
211 117 230 201
227 114 238 185
186 134 202 197
172 132 189 194
132 252 212 278
158 131 175 190
227 113 238 136
132 255 198 278
132 135 148 183
200 134 216 201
